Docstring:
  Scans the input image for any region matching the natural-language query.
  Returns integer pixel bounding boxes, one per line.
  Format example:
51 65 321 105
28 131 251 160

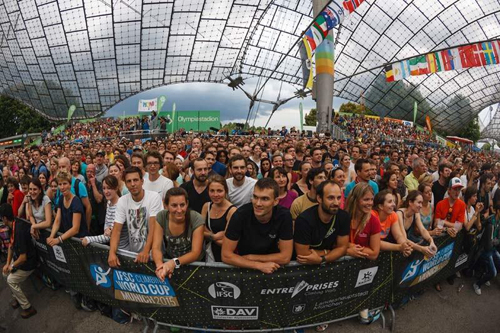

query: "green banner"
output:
413 101 418 123
153 111 220 132
299 102 304 132
158 96 167 112
67 105 76 122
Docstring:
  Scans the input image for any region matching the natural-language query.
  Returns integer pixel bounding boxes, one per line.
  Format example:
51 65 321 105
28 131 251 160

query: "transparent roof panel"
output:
0 0 497 132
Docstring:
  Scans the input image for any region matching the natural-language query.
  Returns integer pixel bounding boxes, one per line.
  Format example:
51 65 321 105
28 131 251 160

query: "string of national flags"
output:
300 0 367 89
385 40 500 82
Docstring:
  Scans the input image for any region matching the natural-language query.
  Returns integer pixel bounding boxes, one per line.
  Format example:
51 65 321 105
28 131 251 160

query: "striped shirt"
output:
84 201 119 245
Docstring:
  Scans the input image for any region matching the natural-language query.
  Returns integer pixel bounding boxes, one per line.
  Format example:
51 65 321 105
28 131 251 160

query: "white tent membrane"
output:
0 0 499 134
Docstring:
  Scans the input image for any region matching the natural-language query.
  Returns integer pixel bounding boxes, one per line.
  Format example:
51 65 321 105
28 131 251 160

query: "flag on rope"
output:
385 39 500 82
300 0 367 88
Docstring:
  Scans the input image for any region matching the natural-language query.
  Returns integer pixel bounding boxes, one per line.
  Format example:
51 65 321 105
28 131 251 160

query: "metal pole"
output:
313 0 334 133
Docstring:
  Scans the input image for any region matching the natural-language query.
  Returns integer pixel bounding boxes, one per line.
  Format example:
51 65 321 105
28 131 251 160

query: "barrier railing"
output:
27 218 472 332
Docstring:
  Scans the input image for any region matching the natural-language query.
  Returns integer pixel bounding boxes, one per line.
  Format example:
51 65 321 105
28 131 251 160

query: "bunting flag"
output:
300 0 367 88
385 39 500 82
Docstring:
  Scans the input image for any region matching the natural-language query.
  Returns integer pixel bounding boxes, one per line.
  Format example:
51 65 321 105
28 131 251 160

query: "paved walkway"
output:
1 274 499 333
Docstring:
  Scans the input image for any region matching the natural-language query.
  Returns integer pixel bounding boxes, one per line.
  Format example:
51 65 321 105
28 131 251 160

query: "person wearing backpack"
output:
30 147 49 180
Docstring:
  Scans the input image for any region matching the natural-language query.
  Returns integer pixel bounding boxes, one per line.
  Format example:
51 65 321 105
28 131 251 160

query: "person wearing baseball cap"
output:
94 150 108 183
433 177 466 290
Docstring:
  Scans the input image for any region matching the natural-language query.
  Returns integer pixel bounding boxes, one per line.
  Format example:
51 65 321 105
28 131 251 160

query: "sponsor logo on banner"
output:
208 282 241 299
113 270 179 307
355 267 378 288
455 253 468 268
313 291 368 310
211 306 259 320
261 280 339 298
52 245 67 263
400 242 454 287
292 304 306 314
90 264 112 288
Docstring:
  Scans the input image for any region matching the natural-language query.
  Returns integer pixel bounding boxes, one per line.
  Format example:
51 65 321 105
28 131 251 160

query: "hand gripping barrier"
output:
28 218 472 332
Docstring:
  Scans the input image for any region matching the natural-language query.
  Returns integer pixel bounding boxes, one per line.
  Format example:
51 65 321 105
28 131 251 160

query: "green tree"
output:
339 102 375 116
458 117 480 143
482 142 491 151
304 108 317 126
0 95 54 139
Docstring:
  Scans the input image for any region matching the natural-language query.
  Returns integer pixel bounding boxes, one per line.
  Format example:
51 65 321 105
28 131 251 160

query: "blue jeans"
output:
477 249 500 287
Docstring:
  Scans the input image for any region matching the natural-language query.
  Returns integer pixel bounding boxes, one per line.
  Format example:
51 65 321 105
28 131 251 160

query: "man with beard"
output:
226 155 257 208
294 181 350 265
222 178 293 273
180 158 210 213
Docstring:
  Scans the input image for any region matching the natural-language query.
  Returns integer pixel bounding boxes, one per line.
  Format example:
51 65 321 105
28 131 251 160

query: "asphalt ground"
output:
1 273 499 333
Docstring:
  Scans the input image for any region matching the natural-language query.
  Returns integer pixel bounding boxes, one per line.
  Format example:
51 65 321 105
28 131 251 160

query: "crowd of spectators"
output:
0 114 498 331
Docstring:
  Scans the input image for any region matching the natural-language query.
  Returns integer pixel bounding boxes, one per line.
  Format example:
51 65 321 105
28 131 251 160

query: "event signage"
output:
30 219 468 331
138 98 158 112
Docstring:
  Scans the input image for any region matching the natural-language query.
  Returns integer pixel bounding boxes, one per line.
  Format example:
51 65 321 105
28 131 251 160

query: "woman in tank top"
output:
291 161 311 197
201 175 237 262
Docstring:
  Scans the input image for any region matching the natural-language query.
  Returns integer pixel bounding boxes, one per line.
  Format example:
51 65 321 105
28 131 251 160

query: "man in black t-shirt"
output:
0 204 37 318
180 158 210 213
222 178 293 274
432 163 451 208
295 181 349 265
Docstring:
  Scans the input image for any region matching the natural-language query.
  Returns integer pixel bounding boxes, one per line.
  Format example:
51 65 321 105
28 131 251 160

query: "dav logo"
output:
211 306 258 320
90 264 112 288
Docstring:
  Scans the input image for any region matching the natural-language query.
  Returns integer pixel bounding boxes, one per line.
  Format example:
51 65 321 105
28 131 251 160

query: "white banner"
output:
138 98 158 112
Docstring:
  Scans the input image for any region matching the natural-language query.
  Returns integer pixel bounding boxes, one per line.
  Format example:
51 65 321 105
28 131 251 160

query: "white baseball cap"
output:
449 177 464 189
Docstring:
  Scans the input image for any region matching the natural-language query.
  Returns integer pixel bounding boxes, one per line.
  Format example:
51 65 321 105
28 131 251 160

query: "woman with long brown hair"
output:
152 187 204 281
201 175 237 262
291 161 311 197
345 182 381 261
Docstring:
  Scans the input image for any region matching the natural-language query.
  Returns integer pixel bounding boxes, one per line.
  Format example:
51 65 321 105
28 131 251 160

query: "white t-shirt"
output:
226 176 257 208
466 206 475 224
114 190 163 253
144 173 174 200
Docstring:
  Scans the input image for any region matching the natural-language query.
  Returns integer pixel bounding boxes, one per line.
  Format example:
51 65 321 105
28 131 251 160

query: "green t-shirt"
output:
156 209 205 260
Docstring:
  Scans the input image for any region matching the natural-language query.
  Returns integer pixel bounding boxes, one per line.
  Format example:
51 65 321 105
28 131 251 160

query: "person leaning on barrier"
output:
108 167 163 267
0 204 37 319
47 171 89 247
222 178 293 274
372 190 412 257
226 155 257 208
153 187 205 281
345 182 381 260
294 180 349 265
81 175 124 247
25 178 52 239
201 175 237 262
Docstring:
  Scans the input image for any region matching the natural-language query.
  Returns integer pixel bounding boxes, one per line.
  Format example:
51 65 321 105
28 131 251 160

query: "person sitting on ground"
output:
222 178 293 273
270 167 298 209
1 204 37 319
82 175 123 247
201 175 237 262
152 187 205 281
108 167 163 267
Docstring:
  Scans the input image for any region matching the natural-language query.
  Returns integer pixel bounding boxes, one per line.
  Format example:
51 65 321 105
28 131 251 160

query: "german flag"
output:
385 65 394 82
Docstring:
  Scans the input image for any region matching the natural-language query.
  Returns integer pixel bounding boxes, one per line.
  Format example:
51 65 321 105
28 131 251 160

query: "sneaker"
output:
81 296 97 312
70 293 83 310
485 281 491 287
473 283 481 296
20 306 37 319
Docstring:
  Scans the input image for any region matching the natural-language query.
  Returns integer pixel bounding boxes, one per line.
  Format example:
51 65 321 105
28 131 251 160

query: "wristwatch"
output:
173 258 181 269
320 255 327 266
